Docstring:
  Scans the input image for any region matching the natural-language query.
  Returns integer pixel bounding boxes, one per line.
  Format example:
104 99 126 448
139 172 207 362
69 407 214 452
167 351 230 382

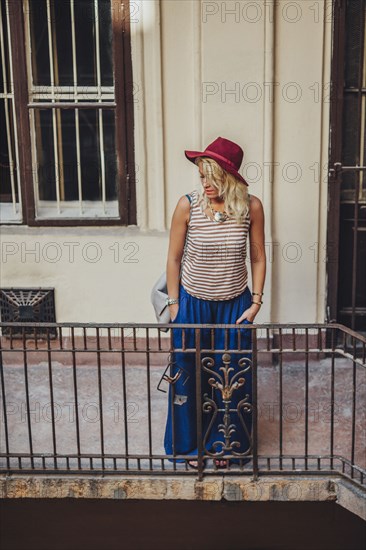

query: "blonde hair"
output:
194 157 249 224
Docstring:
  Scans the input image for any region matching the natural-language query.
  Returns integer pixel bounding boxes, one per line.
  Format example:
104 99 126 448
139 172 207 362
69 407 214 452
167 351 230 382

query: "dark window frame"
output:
5 0 136 227
327 0 366 333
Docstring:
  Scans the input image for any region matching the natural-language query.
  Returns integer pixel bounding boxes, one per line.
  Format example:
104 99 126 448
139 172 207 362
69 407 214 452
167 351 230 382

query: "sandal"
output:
214 458 230 468
187 459 206 469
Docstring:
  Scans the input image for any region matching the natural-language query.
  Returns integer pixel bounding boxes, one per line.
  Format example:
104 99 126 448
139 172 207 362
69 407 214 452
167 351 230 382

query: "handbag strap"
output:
179 193 193 278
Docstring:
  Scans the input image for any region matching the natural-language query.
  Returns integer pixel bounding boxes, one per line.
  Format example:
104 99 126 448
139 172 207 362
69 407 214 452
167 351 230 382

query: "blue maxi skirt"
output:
163 282 253 463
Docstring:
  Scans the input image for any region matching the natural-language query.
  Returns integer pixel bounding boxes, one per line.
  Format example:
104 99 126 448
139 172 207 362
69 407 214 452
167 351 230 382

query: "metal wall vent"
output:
0 288 56 339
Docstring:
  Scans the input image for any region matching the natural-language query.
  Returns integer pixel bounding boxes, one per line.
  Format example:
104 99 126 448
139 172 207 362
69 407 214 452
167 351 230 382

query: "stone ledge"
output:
0 474 365 520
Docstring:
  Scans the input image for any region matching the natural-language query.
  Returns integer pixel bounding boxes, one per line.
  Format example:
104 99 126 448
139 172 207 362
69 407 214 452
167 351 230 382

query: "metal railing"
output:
0 322 365 489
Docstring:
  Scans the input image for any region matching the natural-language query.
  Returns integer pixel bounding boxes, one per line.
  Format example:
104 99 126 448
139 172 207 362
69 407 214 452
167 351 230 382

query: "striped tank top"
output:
180 189 251 300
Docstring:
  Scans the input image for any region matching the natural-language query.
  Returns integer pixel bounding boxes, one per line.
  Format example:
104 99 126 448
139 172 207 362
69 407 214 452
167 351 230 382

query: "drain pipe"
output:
263 0 276 323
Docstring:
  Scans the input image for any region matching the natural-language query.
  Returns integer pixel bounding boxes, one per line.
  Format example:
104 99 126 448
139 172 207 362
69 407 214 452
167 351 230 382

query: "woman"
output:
163 137 266 469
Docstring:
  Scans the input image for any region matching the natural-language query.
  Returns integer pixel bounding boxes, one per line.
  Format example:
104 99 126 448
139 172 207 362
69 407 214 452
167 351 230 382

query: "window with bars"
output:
0 0 136 226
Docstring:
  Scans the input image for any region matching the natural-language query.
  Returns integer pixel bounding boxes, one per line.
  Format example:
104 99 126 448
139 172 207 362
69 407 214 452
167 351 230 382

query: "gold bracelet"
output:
251 300 263 306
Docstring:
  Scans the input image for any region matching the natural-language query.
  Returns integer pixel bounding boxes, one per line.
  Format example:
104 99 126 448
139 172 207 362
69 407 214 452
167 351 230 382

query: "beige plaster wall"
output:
0 0 332 325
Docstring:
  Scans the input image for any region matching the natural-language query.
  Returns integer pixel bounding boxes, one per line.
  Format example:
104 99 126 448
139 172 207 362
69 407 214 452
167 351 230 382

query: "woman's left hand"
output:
235 303 261 324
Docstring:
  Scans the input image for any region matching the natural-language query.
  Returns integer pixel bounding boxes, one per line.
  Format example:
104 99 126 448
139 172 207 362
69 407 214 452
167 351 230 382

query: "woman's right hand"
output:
169 304 179 322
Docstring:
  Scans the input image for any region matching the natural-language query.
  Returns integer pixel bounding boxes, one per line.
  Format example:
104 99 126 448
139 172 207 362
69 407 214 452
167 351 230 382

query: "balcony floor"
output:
0 355 364 473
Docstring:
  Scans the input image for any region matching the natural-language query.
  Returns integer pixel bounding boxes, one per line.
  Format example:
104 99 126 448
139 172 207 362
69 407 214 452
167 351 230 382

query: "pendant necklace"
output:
208 199 229 222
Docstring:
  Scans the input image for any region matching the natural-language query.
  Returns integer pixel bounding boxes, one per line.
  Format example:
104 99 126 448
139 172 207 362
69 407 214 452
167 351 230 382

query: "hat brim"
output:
184 150 249 186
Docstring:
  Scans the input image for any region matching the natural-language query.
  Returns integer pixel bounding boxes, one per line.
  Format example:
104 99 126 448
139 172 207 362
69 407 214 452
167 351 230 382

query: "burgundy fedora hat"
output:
184 136 248 186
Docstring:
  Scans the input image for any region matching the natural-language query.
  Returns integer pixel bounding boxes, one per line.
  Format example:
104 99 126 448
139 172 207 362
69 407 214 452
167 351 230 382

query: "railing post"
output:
252 327 258 480
195 327 204 480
